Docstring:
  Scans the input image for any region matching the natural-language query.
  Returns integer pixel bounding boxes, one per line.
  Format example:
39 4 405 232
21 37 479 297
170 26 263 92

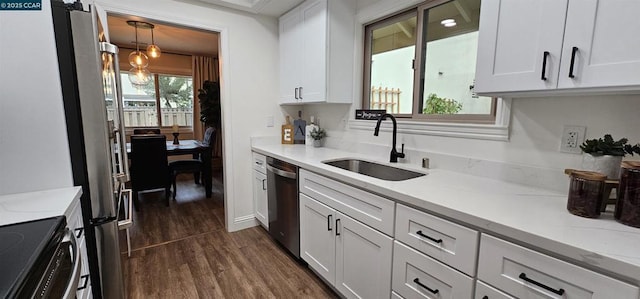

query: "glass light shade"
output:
128 67 152 86
128 50 149 67
146 44 162 59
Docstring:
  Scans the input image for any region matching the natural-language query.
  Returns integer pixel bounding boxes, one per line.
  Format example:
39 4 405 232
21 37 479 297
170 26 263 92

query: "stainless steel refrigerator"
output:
52 1 130 298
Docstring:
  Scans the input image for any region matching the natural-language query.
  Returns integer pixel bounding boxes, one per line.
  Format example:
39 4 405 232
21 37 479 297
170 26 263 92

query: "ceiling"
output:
190 0 380 16
105 0 384 57
192 0 304 16
107 14 219 57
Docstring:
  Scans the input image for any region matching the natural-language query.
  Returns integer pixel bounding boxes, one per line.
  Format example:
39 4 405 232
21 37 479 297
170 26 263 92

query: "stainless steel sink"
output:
323 159 425 181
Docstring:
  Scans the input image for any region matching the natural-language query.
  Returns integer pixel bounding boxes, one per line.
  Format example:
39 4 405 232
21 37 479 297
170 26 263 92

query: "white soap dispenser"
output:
306 116 319 146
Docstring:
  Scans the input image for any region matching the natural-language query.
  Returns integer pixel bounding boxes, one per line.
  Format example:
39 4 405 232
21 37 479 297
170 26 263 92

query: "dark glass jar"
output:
567 170 606 218
615 161 640 227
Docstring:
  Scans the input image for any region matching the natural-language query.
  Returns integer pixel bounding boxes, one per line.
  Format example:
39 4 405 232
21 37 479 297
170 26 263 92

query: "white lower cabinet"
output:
300 193 336 284
474 281 514 299
66 197 92 299
392 241 473 299
478 234 640 298
300 193 393 298
252 153 268 228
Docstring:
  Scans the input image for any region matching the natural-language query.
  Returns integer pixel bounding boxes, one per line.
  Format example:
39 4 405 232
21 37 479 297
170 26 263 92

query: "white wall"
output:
0 1 74 195
85 0 282 231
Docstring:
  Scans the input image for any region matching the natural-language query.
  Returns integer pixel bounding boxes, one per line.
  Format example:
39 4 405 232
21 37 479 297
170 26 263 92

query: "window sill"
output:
349 99 511 141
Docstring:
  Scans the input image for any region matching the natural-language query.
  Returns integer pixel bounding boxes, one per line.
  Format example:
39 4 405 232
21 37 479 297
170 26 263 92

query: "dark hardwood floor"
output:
119 171 337 298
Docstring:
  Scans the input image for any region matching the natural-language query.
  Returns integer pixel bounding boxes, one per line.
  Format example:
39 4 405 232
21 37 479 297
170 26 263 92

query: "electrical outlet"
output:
266 116 274 127
560 125 586 154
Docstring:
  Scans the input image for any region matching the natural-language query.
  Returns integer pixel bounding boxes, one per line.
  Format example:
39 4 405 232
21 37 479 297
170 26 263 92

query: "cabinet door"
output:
299 0 327 103
475 0 568 93
300 193 336 285
335 211 393 299
558 0 640 89
279 8 303 104
253 170 268 228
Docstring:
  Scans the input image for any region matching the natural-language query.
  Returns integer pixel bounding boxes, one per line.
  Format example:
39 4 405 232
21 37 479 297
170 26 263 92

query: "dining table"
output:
127 139 213 198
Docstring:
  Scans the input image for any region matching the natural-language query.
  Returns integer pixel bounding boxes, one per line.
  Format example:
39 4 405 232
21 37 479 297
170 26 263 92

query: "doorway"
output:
105 12 226 255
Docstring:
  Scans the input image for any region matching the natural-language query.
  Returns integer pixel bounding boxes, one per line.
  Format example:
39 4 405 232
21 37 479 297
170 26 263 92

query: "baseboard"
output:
228 214 258 232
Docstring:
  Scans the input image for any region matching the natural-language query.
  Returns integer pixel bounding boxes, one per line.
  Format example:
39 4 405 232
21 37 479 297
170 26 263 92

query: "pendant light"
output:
128 66 152 86
146 26 162 59
127 21 149 68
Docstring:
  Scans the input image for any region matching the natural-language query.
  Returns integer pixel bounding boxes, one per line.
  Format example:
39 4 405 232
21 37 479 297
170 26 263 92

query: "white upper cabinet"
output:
475 0 640 95
558 0 640 89
279 0 356 104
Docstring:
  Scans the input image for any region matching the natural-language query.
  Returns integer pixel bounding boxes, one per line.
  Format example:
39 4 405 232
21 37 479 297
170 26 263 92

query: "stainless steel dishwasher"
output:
266 157 300 258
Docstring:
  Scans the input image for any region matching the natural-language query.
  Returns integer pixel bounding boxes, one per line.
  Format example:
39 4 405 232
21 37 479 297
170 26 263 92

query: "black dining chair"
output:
133 128 161 135
130 134 171 210
168 127 215 199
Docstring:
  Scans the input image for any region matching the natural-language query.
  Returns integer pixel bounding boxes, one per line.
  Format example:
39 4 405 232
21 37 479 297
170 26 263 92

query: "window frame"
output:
121 71 195 130
362 0 498 124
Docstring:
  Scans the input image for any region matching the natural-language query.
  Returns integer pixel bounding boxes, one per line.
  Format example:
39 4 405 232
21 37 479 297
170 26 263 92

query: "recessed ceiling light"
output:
440 19 455 25
444 22 457 27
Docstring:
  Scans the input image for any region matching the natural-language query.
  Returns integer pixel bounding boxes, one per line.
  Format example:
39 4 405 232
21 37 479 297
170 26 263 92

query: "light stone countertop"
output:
0 187 82 226
252 143 640 284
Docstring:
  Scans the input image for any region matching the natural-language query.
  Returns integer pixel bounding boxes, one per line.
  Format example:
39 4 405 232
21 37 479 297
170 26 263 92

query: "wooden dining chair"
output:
130 134 171 210
133 128 161 135
168 127 215 199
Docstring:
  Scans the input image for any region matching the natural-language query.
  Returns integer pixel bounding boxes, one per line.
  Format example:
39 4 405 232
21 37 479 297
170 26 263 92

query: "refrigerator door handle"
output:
101 42 130 182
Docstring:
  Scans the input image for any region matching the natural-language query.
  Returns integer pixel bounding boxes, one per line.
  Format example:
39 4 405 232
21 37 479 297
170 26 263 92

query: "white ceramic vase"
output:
581 154 623 179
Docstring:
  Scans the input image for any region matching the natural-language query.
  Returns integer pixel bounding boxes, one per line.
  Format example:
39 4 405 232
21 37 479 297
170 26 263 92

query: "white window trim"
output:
349 98 511 141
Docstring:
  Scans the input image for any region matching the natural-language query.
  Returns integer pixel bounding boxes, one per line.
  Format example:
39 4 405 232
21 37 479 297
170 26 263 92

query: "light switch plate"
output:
266 116 274 127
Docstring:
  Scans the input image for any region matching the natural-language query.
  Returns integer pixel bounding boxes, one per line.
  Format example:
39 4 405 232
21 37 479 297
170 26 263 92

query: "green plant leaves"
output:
580 134 640 156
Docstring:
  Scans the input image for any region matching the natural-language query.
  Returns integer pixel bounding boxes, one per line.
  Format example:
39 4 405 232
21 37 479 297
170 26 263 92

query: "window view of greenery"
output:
117 73 193 128
365 0 496 122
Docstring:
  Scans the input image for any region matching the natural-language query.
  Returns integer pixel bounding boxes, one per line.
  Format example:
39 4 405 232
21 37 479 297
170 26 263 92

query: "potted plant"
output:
198 80 221 131
580 134 640 179
198 80 222 168
310 127 326 147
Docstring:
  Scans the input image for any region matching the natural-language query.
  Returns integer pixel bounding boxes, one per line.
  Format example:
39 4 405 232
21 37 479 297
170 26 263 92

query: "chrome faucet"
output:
374 114 405 163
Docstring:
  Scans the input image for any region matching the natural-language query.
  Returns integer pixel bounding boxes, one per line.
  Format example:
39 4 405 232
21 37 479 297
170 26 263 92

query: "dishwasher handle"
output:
267 164 297 179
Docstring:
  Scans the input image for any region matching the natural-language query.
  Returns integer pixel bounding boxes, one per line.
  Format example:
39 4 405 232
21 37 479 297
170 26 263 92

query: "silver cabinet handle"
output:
299 86 303 100
295 87 299 99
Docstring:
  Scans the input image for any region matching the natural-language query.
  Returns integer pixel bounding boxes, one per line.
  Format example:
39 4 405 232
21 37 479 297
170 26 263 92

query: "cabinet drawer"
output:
252 152 267 174
392 241 473 299
475 281 514 299
478 234 640 299
395 204 478 276
299 169 395 236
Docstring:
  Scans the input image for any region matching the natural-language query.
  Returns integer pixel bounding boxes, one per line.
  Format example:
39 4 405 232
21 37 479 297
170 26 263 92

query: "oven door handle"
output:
266 164 297 179
62 228 82 299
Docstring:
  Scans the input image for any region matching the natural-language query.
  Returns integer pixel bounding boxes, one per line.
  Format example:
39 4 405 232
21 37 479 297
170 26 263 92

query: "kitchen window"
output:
118 72 194 128
363 0 497 124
